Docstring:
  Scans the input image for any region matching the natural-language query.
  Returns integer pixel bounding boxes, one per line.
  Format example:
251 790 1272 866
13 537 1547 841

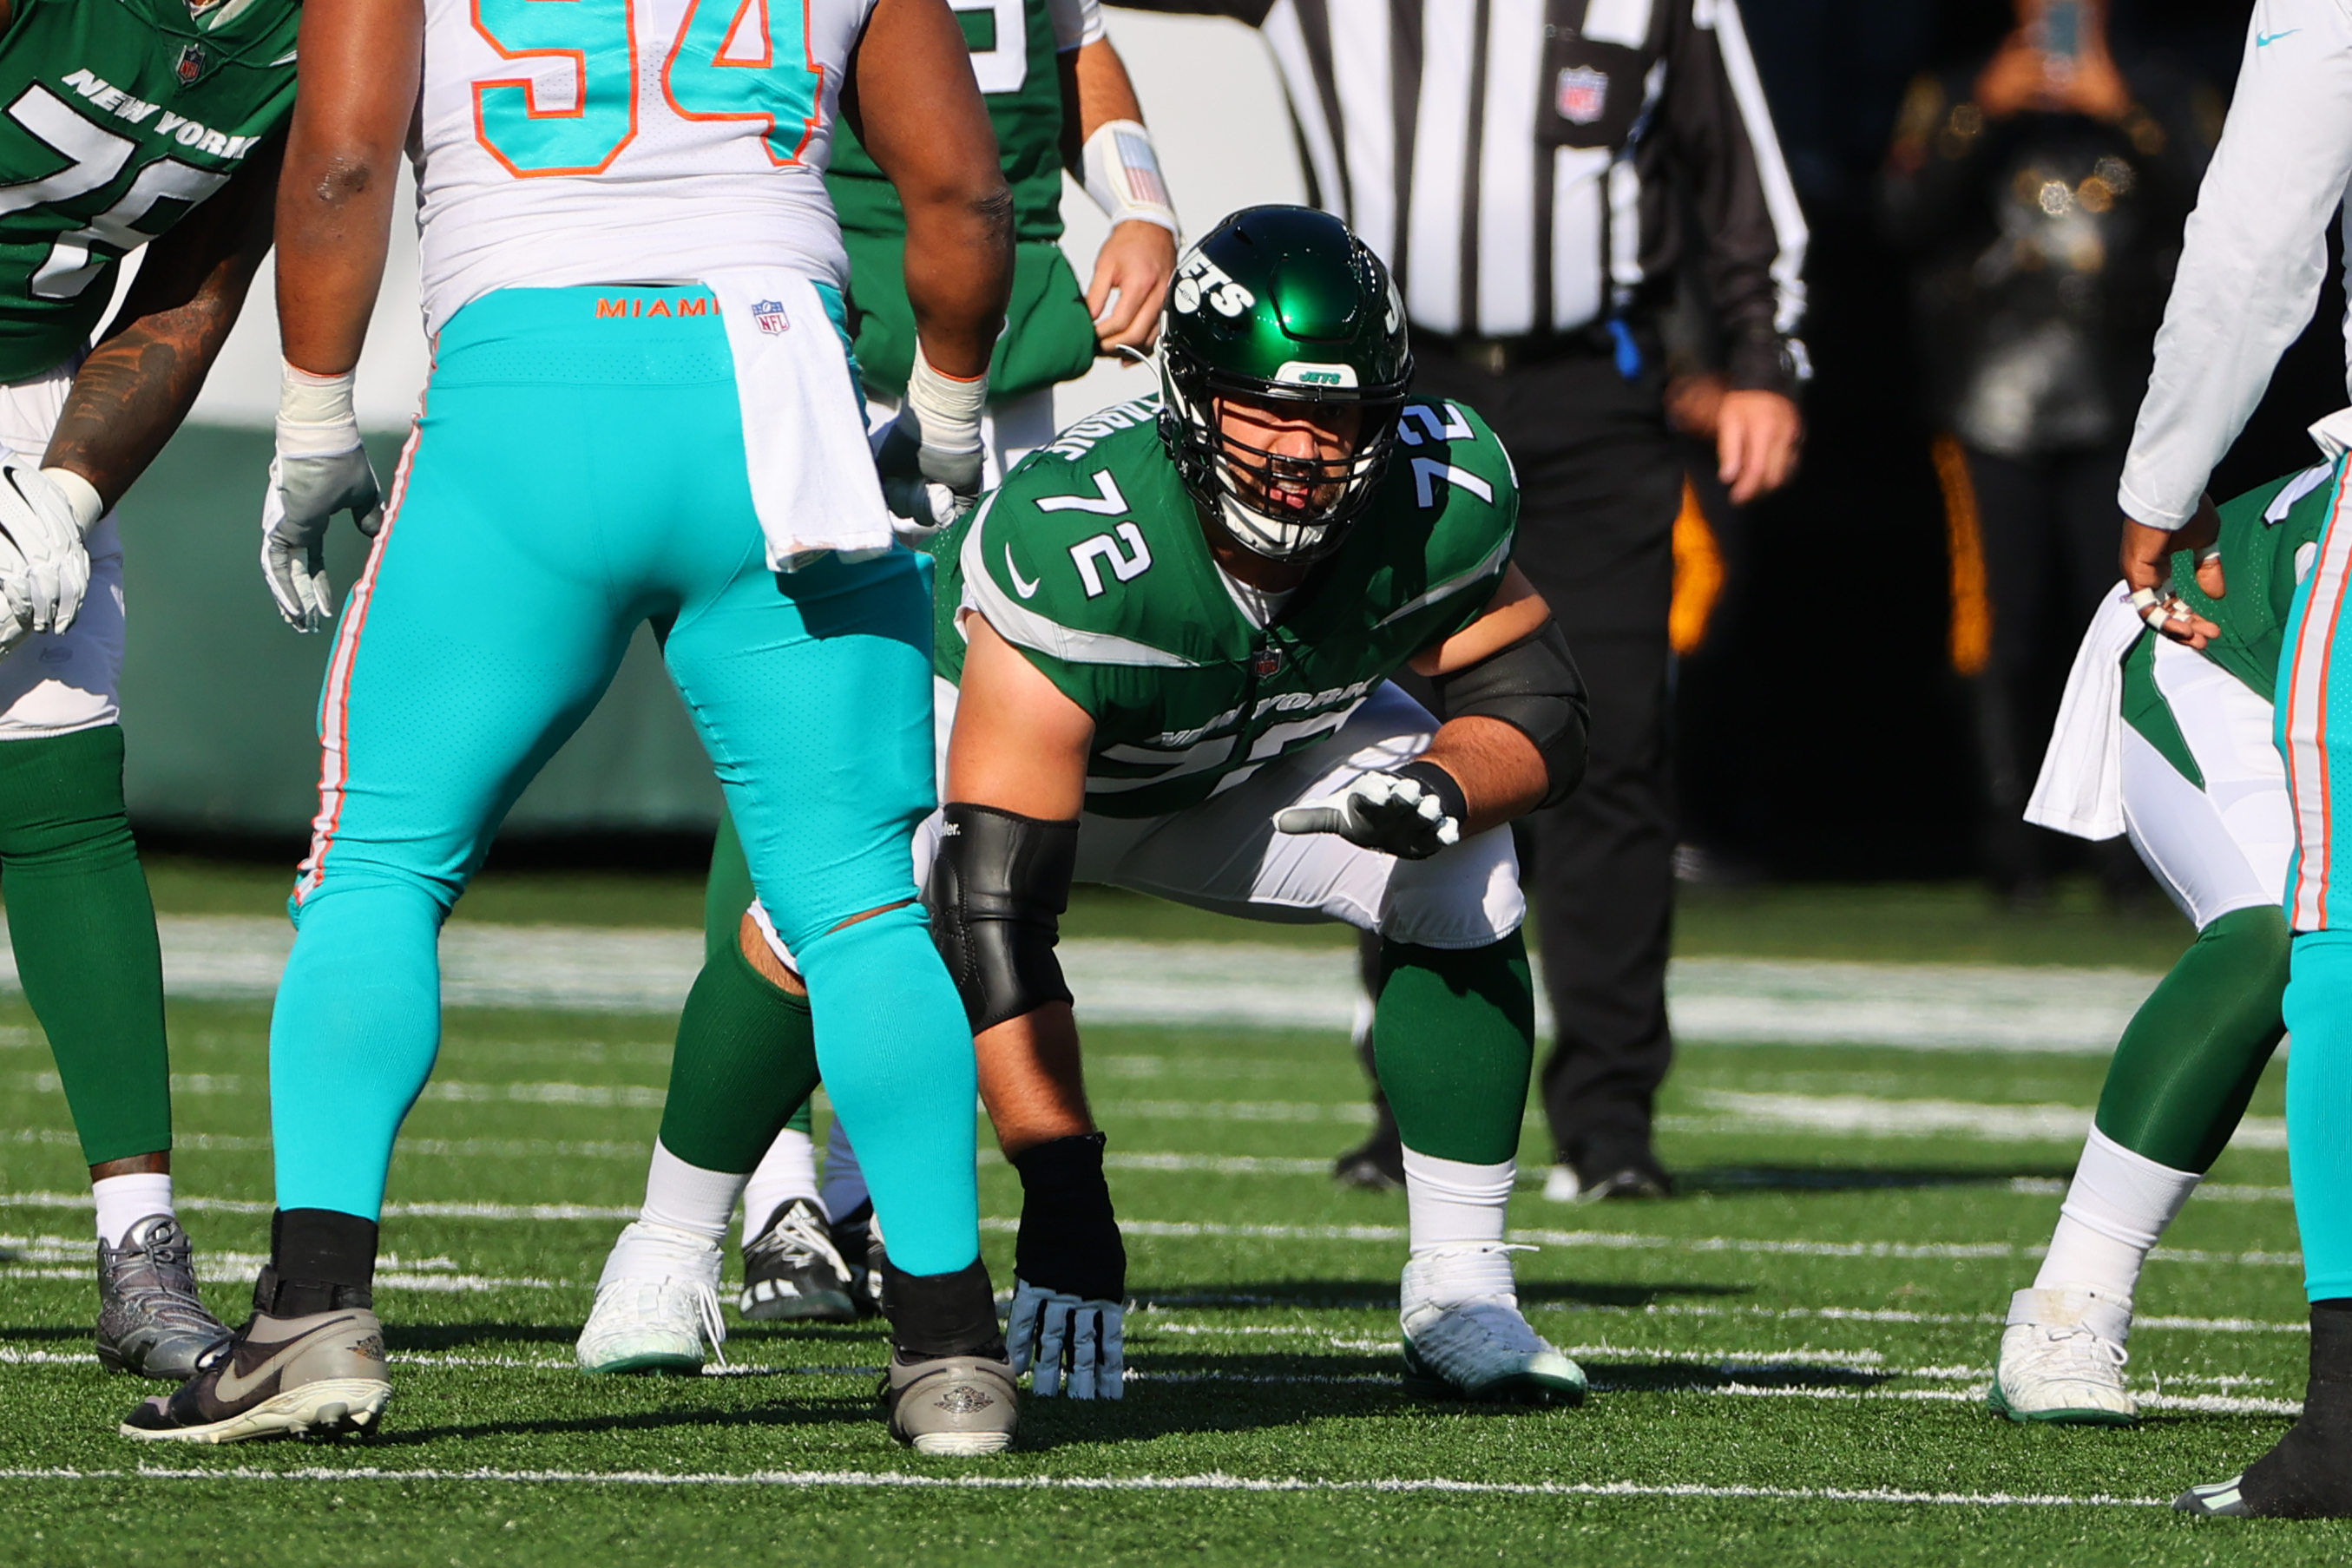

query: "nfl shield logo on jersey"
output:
175 43 207 85
1556 66 1607 125
1252 646 1283 678
752 299 789 336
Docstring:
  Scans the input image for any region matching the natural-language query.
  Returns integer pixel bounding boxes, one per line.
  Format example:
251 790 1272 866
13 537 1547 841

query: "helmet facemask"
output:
1160 357 1403 564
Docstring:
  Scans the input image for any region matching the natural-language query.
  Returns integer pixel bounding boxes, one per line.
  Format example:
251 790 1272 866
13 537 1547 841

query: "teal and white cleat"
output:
1987 1287 2137 1426
576 1222 726 1374
1399 1248 1586 1406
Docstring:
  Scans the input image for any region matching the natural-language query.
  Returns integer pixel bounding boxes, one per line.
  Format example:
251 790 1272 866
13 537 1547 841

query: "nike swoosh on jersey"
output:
1004 545 1041 600
212 1315 361 1402
2257 29 2300 45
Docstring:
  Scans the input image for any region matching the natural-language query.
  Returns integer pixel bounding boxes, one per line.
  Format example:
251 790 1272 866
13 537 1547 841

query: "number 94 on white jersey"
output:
414 0 877 336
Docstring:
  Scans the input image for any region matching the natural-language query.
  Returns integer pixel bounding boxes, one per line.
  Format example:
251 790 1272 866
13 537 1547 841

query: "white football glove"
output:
873 348 988 535
0 463 98 653
1007 1277 1125 1400
262 362 383 633
1274 762 1465 862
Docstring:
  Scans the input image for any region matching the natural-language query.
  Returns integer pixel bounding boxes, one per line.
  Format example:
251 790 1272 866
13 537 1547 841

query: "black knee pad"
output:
924 803 1079 1032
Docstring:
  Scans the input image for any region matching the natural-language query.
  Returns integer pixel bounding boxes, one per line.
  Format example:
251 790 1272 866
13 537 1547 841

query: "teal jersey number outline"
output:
472 0 820 177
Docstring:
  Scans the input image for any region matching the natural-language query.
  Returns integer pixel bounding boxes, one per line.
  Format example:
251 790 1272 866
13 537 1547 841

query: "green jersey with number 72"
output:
935 390 1520 819
0 0 298 383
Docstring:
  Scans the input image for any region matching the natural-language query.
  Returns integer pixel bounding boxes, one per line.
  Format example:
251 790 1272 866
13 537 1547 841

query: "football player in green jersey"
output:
585 207 1596 1406
1987 448 2328 1428
838 0 1176 512
723 0 1179 1320
0 0 296 1377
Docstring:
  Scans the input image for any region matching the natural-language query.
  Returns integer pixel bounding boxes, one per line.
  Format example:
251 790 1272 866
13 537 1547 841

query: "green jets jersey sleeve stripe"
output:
959 489 1199 670
1373 528 1513 629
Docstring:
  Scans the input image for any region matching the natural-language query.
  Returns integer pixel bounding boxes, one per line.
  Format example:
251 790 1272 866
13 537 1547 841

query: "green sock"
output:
1372 932 1536 1165
0 726 169 1167
703 806 755 965
2094 902 2290 1172
659 936 819 1173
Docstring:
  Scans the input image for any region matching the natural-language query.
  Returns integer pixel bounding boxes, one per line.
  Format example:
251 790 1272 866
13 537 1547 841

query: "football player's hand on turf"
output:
261 443 383 633
1088 220 1177 356
0 463 96 652
1008 1277 1125 1399
1275 763 1465 861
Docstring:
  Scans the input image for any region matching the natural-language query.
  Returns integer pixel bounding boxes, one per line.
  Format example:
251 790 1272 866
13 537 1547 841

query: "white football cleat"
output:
576 1222 726 1375
1399 1246 1585 1405
1988 1286 2137 1426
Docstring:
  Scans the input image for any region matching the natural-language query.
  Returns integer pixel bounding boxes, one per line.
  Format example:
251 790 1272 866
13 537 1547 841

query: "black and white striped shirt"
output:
1124 0 1809 390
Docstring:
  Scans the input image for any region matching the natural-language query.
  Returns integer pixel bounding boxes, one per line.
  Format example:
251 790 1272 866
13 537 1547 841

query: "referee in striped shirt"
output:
1123 0 1809 1200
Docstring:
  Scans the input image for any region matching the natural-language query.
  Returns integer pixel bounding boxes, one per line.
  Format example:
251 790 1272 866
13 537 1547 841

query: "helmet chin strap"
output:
1216 492 1340 563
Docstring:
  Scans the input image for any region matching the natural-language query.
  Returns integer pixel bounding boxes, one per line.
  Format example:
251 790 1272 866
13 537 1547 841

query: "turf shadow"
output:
1582 1357 1894 1394
359 1394 884 1447
1672 1165 2075 1196
384 1322 590 1354
1131 1278 1753 1312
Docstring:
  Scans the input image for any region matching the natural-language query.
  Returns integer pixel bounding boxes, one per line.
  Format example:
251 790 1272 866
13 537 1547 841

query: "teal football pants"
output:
266 285 980 1275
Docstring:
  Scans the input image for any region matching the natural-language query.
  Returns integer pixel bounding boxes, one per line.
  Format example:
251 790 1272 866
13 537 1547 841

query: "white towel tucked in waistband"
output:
2026 582 2146 840
705 270 894 571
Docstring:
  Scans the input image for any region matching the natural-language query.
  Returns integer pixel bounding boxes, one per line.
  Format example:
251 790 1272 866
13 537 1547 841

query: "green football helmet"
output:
1158 206 1413 562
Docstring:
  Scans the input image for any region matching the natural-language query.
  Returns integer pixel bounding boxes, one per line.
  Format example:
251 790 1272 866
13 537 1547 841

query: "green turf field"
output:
1 872 2342 1564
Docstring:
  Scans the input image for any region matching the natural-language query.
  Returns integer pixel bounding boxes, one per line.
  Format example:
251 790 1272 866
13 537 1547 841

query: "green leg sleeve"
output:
0 726 170 1167
2093 903 2290 1172
785 1099 812 1137
1372 932 1536 1165
700 807 817 1141
658 936 819 1174
703 806 755 966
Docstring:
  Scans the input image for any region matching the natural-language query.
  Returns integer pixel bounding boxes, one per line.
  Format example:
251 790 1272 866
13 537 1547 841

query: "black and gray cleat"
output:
883 1349 1020 1455
121 1302 389 1444
739 1197 857 1322
2177 1299 2352 1517
95 1215 233 1380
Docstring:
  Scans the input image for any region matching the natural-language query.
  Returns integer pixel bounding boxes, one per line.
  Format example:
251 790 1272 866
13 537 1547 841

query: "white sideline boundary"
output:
0 1464 2171 1506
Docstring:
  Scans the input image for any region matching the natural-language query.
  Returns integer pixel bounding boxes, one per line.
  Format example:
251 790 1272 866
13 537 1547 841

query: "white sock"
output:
821 1116 872 1224
639 1141 746 1248
92 1171 174 1247
2033 1126 2201 1304
742 1126 823 1235
1403 1147 1514 1252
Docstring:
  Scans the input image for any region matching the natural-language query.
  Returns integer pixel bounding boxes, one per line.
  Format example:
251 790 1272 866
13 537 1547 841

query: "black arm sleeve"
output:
1430 620 1590 810
1658 0 1806 394
923 802 1081 1033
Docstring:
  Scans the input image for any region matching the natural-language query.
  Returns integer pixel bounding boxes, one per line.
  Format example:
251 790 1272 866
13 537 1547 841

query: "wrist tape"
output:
277 360 363 458
39 468 102 535
905 348 987 457
1081 119 1179 237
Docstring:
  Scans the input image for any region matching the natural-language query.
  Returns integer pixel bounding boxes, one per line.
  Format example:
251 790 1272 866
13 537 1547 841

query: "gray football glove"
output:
0 463 95 651
1007 1277 1125 1400
872 350 988 535
1274 761 1466 862
261 446 383 633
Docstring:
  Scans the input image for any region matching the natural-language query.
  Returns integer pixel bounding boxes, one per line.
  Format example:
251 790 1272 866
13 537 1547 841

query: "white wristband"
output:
1081 119 1179 238
905 348 987 456
40 466 102 535
276 360 363 458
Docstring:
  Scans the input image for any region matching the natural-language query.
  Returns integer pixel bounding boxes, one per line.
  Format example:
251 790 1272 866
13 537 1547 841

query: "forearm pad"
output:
1432 619 1589 810
923 802 1081 1033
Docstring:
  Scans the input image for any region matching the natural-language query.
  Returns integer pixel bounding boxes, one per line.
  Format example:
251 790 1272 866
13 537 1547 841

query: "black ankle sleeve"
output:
882 1256 1003 1361
260 1208 378 1314
1009 1132 1126 1302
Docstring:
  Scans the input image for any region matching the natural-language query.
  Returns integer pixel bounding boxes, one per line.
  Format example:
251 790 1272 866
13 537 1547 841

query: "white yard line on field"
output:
0 1465 2176 1506
0 915 2168 1049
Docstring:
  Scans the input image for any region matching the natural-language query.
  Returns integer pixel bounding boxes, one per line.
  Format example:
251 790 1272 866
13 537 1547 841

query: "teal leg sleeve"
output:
1372 932 1537 1165
2288 930 2352 1302
2093 904 2290 1171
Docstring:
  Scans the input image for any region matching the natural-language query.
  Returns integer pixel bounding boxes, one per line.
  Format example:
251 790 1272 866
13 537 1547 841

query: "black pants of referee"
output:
1416 343 1682 1178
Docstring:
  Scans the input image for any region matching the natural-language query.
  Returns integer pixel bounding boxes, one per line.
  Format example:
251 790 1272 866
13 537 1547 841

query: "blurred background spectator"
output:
1880 0 2213 904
